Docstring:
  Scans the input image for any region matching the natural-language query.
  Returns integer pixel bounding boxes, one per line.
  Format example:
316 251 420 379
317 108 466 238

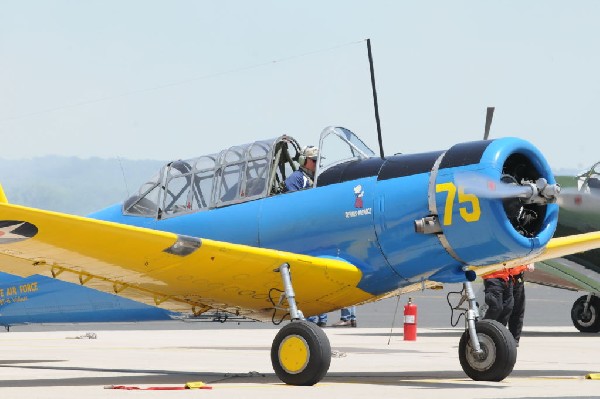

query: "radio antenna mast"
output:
367 38 384 159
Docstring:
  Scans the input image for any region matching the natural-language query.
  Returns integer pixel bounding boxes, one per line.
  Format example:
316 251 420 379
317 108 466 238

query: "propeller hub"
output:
521 178 560 205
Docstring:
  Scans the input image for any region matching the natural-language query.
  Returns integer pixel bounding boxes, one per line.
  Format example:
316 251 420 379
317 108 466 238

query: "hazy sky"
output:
1 1 599 171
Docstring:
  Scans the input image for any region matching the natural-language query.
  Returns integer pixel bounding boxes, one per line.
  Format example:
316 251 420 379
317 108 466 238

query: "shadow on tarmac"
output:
0 360 592 389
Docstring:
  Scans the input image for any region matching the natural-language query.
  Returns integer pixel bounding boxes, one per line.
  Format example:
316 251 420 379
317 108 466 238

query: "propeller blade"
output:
483 107 495 140
557 188 600 212
454 171 533 199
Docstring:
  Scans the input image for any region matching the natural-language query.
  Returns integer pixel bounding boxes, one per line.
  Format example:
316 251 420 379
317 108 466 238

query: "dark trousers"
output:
483 278 514 326
509 273 526 342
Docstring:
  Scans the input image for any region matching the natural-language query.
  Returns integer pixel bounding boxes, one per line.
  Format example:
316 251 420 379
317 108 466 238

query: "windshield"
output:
316 126 375 182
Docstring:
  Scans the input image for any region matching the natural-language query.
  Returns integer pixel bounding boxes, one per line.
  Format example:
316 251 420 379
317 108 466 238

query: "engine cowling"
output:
430 137 558 266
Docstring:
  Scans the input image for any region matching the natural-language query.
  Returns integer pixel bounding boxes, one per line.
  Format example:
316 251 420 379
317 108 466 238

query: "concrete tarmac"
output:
1 284 598 398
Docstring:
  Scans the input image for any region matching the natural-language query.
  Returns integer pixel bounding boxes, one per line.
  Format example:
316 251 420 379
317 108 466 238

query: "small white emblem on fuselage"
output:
345 185 372 218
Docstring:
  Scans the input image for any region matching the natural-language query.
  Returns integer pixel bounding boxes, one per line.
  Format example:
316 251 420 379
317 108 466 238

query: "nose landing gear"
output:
452 280 518 381
459 319 517 381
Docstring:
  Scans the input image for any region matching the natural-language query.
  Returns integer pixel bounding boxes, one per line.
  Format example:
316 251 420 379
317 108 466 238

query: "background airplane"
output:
528 162 600 332
0 125 599 386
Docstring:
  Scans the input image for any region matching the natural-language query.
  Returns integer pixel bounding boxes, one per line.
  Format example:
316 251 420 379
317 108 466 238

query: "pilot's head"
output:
300 146 319 172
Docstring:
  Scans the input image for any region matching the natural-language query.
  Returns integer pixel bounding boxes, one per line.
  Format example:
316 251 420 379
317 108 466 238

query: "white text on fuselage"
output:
345 207 372 219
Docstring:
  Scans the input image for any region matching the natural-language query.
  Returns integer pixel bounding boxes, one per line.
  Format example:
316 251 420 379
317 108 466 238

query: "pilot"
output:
284 146 319 192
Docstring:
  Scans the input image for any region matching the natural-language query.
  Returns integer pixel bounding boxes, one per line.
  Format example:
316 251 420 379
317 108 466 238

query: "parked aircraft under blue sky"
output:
1 126 600 385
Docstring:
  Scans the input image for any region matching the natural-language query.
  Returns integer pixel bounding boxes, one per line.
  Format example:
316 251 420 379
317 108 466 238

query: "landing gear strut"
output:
456 280 517 381
270 263 331 385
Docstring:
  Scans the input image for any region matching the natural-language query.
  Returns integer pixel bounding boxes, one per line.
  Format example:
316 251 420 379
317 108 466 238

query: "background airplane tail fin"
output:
0 183 8 203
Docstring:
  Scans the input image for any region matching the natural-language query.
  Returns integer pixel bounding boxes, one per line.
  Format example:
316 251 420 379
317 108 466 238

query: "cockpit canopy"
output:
577 161 600 193
123 126 375 219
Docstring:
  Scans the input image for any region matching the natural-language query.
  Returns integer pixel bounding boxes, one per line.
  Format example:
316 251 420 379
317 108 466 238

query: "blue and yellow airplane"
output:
0 126 600 386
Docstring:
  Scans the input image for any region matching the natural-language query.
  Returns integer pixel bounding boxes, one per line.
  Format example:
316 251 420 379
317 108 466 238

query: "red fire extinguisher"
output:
403 297 417 341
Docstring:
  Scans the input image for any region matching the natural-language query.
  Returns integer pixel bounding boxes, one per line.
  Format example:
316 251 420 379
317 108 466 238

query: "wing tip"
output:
0 183 7 204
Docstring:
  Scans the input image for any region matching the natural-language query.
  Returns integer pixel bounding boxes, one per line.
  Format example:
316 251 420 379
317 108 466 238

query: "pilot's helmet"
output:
302 146 319 160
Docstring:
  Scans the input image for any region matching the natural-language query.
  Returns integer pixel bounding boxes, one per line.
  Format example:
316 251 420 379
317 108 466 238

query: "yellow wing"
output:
469 231 600 277
0 203 372 320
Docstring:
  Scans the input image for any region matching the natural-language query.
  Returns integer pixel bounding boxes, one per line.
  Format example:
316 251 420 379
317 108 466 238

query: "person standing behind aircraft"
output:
508 263 534 347
482 268 514 327
284 145 327 327
332 306 357 327
284 146 318 192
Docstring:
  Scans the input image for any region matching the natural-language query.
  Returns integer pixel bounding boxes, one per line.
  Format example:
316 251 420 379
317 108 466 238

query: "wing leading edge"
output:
468 231 600 278
0 203 371 321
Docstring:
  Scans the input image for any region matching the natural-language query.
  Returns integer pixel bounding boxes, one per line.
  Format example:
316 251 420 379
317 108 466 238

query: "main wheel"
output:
571 295 600 333
271 320 331 385
459 319 517 381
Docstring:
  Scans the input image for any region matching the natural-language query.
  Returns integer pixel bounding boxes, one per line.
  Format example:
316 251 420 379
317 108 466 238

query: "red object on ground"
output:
403 297 417 341
105 384 212 390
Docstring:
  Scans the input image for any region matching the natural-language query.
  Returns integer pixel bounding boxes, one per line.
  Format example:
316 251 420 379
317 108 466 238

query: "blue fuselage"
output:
90 171 460 295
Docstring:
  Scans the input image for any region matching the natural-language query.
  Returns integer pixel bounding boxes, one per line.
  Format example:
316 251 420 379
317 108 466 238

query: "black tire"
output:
459 319 517 381
270 320 331 386
571 295 600 333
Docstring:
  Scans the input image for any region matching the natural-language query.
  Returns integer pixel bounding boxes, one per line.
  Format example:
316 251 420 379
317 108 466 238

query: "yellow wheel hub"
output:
278 334 310 374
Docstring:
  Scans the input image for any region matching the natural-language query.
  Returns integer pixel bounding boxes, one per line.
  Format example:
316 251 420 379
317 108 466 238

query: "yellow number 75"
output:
436 182 481 225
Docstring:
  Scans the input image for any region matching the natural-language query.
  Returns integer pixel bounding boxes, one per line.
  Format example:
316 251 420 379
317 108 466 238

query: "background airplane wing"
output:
0 203 371 321
465 231 600 280
527 258 600 292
